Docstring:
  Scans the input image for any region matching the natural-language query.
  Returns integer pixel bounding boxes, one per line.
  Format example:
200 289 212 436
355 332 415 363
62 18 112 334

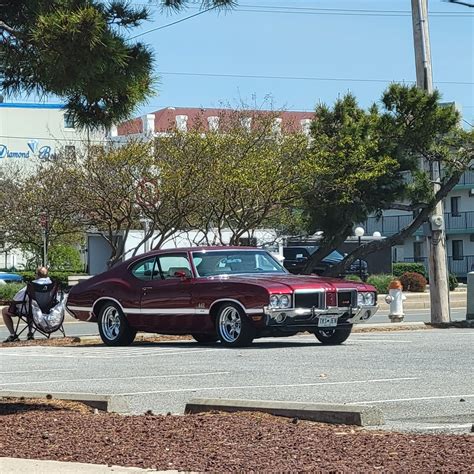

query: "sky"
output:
126 0 473 125
8 0 474 125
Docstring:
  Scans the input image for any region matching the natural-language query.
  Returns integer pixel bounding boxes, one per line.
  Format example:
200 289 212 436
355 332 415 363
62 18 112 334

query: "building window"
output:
64 112 75 129
452 240 464 261
450 197 461 217
413 241 424 262
65 145 76 159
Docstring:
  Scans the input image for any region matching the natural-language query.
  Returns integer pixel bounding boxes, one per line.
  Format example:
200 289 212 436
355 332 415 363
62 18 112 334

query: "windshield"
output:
192 250 287 277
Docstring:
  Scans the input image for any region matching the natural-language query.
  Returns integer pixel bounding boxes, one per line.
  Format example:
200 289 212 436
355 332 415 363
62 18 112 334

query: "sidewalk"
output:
0 457 176 473
378 289 466 311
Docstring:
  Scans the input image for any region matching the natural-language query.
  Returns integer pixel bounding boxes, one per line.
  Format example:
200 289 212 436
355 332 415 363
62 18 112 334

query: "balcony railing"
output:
402 255 474 277
454 170 474 187
365 211 474 236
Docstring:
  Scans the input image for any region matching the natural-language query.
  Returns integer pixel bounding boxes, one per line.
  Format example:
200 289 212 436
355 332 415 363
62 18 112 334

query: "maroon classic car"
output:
67 247 378 347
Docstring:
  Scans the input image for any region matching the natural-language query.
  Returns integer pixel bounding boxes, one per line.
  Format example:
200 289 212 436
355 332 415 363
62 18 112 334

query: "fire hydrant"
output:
385 280 406 323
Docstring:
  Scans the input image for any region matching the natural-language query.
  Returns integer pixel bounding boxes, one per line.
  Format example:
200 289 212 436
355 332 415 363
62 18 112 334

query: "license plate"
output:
318 316 338 327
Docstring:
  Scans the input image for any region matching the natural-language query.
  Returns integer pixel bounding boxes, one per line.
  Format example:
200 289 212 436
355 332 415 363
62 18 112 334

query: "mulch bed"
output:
0 399 472 472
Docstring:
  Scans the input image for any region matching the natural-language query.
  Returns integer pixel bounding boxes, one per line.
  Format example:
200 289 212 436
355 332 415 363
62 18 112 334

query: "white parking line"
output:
348 394 474 404
116 376 419 396
0 371 230 387
0 369 73 375
418 424 473 431
0 348 222 359
348 339 413 343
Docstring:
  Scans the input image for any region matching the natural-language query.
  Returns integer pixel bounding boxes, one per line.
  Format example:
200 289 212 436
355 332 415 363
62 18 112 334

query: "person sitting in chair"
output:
2 266 52 342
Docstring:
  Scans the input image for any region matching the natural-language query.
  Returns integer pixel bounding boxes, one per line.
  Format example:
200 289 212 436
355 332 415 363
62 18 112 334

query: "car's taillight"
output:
326 291 337 307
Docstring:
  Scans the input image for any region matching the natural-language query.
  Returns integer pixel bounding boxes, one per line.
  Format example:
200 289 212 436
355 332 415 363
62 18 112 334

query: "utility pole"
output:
411 0 450 323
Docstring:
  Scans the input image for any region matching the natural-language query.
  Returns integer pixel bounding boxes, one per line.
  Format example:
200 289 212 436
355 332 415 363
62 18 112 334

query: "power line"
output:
157 70 473 86
129 5 218 39
444 0 474 7
463 119 473 127
232 6 473 17
134 3 473 17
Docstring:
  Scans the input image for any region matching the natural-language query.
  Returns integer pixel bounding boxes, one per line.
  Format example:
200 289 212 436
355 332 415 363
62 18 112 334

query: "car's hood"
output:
0 272 22 281
205 273 376 293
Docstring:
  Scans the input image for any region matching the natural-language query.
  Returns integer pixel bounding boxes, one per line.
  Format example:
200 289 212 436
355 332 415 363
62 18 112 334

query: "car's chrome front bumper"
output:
263 304 379 325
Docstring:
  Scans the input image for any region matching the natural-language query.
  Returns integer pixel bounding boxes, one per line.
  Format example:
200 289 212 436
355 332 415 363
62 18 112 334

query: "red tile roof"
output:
117 107 314 136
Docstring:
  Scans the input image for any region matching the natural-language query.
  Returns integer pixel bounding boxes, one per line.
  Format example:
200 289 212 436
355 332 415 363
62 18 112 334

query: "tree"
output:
1 1 154 129
68 141 155 268
0 1 234 129
153 109 309 246
0 159 84 266
302 84 473 275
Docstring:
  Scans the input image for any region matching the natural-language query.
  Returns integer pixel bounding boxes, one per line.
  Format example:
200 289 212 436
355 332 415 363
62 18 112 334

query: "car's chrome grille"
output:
337 290 357 307
294 292 323 309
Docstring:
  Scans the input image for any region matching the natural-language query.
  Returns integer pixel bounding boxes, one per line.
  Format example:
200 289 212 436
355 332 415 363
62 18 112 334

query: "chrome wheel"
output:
218 306 242 343
98 302 136 346
101 306 121 340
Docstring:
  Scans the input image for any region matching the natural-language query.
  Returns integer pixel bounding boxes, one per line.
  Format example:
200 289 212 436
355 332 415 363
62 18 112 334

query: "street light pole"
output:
411 0 450 323
354 226 365 280
140 218 152 253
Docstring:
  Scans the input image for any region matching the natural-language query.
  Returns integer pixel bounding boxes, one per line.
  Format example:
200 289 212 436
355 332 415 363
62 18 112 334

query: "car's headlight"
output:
269 295 280 308
269 294 292 309
280 294 291 308
358 292 375 306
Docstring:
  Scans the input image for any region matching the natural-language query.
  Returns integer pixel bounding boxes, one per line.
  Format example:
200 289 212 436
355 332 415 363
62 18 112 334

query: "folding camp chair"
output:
14 280 66 339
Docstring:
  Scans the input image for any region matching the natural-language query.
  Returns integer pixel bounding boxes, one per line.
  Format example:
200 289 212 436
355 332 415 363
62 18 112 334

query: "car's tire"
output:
314 325 352 345
191 333 219 344
98 302 136 346
215 303 256 347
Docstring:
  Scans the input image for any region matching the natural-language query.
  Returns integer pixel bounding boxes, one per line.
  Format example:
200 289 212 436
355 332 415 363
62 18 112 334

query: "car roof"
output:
151 246 259 254
123 246 266 267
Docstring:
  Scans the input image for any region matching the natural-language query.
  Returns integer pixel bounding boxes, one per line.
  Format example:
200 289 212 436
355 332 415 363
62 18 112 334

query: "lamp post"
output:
354 226 365 280
140 218 152 253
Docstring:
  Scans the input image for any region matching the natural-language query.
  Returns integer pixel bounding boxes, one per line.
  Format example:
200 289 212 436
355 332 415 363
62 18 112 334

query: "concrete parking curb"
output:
0 391 129 413
185 398 384 426
353 321 427 332
0 457 171 473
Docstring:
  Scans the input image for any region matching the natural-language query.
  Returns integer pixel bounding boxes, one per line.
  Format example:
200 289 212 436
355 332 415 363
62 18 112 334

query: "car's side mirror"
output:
174 270 190 280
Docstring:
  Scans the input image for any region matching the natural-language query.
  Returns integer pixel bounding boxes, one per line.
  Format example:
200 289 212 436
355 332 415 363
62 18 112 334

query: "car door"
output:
139 253 194 333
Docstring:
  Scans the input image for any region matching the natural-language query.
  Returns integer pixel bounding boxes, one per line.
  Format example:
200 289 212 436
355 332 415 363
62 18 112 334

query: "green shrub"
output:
344 274 362 282
0 283 24 302
393 263 427 279
400 272 427 292
48 245 83 272
448 273 458 291
366 274 395 294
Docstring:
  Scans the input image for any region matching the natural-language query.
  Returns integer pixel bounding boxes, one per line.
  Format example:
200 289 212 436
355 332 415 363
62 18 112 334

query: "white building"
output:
0 101 102 166
363 172 474 280
0 100 105 269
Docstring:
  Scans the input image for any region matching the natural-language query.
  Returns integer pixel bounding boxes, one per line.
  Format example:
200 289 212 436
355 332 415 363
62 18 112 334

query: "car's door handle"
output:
142 286 153 292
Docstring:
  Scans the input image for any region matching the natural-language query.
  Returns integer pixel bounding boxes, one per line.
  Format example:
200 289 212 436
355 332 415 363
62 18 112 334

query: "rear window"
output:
283 247 314 259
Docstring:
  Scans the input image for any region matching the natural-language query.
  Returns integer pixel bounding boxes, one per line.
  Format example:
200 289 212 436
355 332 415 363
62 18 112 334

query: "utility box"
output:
467 272 474 321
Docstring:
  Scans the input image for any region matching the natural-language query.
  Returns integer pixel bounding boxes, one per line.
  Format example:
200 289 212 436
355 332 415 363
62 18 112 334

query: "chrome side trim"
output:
69 299 263 317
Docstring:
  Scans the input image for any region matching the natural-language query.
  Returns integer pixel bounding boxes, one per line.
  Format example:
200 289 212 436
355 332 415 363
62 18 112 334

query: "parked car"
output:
0 272 23 283
67 247 378 347
283 246 369 280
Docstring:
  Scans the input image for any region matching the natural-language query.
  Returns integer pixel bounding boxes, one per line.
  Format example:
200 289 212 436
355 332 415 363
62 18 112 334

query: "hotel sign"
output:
0 140 53 160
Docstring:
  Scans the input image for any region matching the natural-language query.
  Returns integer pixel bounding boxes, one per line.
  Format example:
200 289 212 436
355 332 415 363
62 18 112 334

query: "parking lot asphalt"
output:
1 328 473 434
